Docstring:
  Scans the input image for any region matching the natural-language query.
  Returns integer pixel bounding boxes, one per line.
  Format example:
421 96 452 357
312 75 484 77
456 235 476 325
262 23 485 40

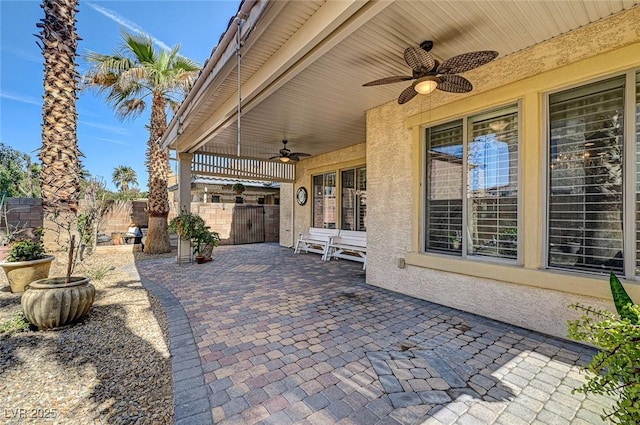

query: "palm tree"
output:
36 0 82 250
112 165 138 192
83 31 200 254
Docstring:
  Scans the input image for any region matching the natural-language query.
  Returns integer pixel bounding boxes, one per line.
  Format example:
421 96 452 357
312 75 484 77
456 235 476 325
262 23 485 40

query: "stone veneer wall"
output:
98 200 148 233
1 198 44 238
173 202 280 245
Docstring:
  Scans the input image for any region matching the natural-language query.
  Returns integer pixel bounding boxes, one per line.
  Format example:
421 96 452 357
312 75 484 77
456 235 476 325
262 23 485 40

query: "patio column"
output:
177 152 193 264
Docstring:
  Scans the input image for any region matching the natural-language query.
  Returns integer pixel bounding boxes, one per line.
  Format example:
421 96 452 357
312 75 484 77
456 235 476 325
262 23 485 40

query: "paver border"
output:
142 275 213 425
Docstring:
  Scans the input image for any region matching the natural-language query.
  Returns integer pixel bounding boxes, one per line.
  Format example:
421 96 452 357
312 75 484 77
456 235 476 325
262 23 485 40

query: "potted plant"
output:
448 231 462 250
232 182 246 195
0 229 55 293
169 209 220 263
21 234 95 330
192 226 220 263
169 208 206 241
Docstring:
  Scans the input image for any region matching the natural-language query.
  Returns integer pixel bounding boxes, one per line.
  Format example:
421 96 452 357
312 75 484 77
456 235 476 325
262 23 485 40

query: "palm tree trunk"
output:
37 0 81 252
144 92 171 254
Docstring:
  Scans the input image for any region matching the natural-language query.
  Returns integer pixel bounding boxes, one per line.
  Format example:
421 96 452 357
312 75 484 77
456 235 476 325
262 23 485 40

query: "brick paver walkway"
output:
137 243 615 425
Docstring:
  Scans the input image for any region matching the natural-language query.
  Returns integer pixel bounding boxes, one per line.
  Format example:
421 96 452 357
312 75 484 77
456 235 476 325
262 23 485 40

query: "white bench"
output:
325 230 367 270
294 227 340 258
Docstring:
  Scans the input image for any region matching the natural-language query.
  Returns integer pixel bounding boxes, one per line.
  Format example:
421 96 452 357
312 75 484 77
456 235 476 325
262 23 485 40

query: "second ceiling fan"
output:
363 40 498 104
269 140 310 163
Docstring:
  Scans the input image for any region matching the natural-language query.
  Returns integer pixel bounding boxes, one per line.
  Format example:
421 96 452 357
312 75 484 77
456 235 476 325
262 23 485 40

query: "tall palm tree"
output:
112 165 138 192
36 0 82 250
83 31 200 254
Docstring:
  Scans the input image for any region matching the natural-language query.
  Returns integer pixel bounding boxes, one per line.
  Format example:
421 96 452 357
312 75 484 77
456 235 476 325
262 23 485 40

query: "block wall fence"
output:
1 198 279 245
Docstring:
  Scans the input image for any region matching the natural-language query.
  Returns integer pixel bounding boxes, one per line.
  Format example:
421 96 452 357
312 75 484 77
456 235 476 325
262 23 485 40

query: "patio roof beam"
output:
177 0 392 154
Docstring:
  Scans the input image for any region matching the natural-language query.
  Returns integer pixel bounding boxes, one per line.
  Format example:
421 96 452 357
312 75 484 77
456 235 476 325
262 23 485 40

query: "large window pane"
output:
548 76 625 273
467 108 519 260
312 172 336 229
341 167 367 231
425 121 463 253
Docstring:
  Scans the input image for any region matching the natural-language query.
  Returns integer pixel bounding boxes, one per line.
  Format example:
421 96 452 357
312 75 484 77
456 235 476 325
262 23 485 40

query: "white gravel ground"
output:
0 246 176 424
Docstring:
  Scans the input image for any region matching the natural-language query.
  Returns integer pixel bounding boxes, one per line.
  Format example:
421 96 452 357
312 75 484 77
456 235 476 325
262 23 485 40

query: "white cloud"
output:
81 121 130 135
86 2 173 51
94 137 127 146
0 91 41 106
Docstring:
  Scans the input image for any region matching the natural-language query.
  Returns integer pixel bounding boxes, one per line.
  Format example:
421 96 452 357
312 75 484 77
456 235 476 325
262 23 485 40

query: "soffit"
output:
180 0 640 161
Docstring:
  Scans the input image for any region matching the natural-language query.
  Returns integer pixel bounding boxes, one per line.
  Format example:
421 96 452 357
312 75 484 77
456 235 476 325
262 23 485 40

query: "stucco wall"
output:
364 9 640 339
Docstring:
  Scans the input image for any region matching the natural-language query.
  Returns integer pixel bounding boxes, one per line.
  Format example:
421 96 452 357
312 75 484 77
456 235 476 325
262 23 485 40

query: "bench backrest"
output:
334 230 366 247
308 227 340 238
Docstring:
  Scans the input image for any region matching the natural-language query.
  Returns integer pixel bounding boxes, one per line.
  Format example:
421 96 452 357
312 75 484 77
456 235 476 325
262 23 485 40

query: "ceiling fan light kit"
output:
269 140 311 163
363 40 498 104
414 77 438 94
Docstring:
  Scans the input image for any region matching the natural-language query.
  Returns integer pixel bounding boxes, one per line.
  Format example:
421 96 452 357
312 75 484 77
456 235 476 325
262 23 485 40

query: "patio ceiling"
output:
162 0 639 162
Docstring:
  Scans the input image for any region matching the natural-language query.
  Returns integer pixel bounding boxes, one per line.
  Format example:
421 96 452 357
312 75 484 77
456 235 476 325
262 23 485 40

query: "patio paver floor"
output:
137 243 615 425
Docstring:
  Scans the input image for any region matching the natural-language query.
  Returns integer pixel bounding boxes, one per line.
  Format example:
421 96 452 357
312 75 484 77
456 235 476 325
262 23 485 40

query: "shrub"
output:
568 272 640 424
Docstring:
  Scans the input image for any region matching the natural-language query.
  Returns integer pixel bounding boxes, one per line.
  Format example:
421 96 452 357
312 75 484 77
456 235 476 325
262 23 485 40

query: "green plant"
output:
86 265 115 281
0 313 31 335
168 208 206 241
6 229 47 262
568 272 640 424
192 226 220 256
232 183 246 193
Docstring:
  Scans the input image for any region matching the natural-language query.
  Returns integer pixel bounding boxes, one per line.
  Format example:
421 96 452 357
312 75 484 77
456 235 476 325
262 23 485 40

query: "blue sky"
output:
0 0 240 191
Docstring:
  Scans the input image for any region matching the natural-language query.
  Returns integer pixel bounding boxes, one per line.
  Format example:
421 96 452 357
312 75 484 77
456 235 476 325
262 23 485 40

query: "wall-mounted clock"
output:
296 187 308 206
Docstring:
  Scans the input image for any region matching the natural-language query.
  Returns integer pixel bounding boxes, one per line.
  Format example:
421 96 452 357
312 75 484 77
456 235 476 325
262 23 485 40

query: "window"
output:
425 106 519 260
341 166 367 231
548 76 626 274
312 172 336 228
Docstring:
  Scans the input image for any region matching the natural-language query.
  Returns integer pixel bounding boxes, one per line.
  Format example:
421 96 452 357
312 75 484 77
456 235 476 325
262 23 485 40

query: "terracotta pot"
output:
195 255 206 264
0 256 55 293
21 276 95 330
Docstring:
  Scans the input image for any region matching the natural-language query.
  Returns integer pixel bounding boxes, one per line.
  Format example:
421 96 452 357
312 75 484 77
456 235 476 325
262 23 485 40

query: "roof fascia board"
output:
173 0 287 141
179 0 392 153
162 0 266 149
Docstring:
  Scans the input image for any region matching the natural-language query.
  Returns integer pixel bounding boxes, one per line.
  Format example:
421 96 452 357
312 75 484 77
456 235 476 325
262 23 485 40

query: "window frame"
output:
310 164 366 231
542 69 639 280
422 102 522 265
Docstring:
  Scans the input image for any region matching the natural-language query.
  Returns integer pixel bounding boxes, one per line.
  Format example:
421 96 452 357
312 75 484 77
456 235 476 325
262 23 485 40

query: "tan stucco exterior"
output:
286 8 640 339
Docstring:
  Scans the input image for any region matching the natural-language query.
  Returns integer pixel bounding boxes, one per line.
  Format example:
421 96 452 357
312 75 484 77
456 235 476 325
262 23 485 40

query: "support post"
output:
177 152 194 264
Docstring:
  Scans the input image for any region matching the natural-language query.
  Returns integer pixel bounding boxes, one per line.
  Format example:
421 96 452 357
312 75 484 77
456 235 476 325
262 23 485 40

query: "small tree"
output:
568 272 640 424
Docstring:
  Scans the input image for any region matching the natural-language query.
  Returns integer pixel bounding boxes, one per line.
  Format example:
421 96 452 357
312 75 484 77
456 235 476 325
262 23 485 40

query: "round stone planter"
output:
21 276 95 330
0 255 55 293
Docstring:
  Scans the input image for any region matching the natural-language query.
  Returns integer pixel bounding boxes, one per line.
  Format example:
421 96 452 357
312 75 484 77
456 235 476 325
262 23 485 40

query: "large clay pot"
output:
21 276 95 330
0 256 55 293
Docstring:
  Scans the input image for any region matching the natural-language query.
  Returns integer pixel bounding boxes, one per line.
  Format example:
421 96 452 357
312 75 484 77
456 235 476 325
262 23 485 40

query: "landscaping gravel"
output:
0 246 176 424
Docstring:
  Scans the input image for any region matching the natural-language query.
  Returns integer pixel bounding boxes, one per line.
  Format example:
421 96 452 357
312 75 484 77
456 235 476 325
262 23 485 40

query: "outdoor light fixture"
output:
414 77 438 95
279 156 290 163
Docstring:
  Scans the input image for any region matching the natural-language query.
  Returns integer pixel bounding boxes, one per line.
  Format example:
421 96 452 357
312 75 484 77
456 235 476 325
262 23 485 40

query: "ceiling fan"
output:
363 40 498 104
269 140 311 163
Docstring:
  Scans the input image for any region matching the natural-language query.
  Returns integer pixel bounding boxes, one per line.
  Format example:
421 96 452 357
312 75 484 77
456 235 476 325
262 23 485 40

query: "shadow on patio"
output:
136 243 614 425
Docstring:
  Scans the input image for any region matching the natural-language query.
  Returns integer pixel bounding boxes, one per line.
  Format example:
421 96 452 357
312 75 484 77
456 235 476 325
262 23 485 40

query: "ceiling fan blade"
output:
404 47 436 73
437 74 473 93
398 85 418 105
268 155 281 160
437 50 498 74
290 152 311 157
289 155 301 162
363 76 414 87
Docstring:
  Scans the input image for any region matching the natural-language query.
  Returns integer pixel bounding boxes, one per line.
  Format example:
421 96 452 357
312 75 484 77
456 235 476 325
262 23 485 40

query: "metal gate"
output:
232 205 266 244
